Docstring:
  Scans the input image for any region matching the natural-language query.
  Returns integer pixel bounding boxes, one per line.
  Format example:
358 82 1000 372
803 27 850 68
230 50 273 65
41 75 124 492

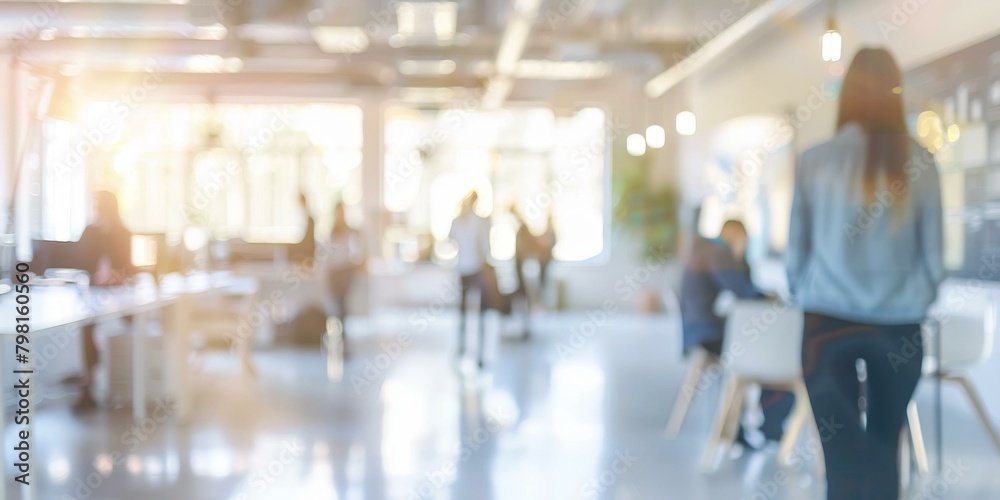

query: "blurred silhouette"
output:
319 202 364 358
289 192 316 264
449 191 491 368
680 219 792 445
786 48 944 500
512 207 555 318
75 190 135 410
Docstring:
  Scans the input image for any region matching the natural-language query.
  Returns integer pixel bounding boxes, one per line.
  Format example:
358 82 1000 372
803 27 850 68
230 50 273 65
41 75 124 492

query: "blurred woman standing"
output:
786 48 944 500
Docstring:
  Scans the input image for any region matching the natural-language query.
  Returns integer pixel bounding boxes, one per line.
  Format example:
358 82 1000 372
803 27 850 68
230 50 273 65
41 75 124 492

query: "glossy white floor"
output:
5 312 1000 499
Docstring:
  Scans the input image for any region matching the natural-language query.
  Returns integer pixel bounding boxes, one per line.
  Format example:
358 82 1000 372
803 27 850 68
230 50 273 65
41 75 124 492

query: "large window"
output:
383 106 608 262
37 102 362 243
32 120 89 241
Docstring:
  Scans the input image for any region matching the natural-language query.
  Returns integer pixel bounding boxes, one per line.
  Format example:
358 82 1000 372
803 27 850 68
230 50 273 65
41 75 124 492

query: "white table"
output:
0 271 255 500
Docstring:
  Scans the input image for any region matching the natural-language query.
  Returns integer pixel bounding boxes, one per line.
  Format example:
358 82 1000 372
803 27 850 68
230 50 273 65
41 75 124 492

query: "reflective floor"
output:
6 312 1000 499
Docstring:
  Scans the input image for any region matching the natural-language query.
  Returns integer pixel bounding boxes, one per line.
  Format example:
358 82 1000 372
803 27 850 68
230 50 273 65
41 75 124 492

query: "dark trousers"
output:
327 267 355 353
80 315 133 396
514 257 551 304
82 324 99 390
702 339 795 440
801 313 923 500
458 272 486 365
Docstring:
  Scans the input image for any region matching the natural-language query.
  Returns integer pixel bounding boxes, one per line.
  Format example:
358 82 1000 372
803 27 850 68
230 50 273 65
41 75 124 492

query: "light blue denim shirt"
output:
785 123 944 324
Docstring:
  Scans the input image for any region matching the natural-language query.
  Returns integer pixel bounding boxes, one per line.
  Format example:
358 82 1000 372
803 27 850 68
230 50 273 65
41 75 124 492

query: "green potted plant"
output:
612 144 680 313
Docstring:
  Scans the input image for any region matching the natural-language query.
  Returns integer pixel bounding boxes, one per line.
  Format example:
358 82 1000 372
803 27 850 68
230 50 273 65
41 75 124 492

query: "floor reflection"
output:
7 315 1000 499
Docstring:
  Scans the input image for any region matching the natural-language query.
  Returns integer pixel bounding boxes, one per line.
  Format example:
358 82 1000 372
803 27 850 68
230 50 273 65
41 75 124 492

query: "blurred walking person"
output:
290 192 316 265
786 48 943 500
319 202 364 358
449 191 491 368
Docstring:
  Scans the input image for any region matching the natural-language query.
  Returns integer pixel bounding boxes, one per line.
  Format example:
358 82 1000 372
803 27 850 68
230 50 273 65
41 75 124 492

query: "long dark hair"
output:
836 48 910 202
331 202 348 236
95 190 124 229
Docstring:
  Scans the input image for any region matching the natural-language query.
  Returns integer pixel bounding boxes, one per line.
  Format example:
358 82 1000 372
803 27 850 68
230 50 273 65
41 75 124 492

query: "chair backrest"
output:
722 300 804 383
925 302 995 372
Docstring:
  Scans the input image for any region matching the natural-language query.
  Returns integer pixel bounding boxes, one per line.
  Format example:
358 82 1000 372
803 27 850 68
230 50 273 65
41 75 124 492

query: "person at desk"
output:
76 191 134 410
680 219 792 446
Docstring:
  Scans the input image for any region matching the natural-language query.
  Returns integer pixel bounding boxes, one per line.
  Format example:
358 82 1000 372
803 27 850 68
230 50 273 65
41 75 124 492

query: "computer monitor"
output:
131 234 158 269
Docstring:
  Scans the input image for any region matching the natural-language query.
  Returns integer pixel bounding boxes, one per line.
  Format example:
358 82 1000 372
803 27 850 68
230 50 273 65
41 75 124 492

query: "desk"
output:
0 272 255 500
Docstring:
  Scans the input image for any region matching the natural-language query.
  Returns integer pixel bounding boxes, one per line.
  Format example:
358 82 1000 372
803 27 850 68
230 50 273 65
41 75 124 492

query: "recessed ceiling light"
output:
311 27 369 54
192 23 228 41
186 55 243 73
399 59 456 75
399 87 455 102
514 60 610 80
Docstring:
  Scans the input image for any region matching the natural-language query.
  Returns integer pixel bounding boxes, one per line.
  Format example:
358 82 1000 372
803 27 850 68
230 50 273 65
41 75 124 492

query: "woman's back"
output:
785 122 944 324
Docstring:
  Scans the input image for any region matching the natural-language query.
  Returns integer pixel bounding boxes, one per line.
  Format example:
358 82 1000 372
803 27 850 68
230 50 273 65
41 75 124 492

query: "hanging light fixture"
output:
676 111 696 136
645 125 665 149
626 133 646 156
822 0 842 62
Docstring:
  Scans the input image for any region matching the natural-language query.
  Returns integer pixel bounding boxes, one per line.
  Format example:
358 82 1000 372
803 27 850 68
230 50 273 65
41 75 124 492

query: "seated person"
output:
680 219 793 446
75 191 134 409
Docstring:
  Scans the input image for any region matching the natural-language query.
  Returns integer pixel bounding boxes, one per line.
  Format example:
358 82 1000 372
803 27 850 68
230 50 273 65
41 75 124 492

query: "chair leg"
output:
720 381 747 448
666 350 710 438
778 381 810 466
240 346 257 379
700 377 742 472
950 374 1000 453
899 425 912 491
907 401 929 475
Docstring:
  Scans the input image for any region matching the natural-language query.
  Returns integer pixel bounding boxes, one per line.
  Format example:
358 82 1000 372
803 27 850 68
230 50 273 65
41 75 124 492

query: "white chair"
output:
700 299 814 471
909 303 1000 474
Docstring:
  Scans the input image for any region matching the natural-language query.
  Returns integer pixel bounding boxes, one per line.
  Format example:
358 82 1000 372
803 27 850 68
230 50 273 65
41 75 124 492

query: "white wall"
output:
688 0 1000 158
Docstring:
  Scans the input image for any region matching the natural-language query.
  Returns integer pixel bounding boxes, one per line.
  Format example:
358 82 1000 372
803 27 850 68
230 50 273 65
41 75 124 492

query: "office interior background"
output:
1 0 1000 498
